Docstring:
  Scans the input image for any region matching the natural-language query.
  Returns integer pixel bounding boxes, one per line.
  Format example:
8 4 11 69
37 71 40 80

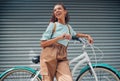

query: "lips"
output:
56 12 62 17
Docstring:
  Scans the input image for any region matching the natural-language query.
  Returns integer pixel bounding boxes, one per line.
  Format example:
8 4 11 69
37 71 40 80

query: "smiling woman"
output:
40 2 93 81
51 3 69 24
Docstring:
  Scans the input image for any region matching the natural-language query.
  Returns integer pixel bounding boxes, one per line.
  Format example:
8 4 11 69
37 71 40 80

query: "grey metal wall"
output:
0 0 120 80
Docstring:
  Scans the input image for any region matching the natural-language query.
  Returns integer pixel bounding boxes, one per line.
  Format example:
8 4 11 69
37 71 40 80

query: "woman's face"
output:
53 5 67 20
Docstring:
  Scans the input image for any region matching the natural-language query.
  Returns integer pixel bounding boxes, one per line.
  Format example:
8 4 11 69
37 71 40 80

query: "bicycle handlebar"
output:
72 36 87 45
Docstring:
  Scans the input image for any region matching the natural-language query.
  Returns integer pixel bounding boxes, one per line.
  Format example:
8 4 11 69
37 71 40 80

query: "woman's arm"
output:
76 33 93 44
41 34 71 47
41 37 61 47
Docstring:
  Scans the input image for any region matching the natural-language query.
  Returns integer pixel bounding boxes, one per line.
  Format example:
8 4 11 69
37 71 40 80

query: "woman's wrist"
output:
84 34 89 38
55 36 62 41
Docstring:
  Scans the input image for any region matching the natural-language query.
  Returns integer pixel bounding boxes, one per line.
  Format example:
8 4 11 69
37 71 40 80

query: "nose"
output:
55 9 59 13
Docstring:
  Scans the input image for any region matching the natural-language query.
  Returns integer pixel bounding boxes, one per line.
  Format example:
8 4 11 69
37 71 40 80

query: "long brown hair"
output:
50 2 70 24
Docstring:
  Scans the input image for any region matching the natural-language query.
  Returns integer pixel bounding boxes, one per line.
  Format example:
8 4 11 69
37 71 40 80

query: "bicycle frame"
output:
0 37 120 81
31 38 99 81
69 42 98 81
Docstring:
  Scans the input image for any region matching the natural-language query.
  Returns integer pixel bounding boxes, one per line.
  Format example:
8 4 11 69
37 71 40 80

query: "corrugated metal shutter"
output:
0 0 120 80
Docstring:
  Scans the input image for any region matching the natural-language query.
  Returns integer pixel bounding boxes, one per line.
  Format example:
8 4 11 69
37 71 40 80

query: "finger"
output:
90 39 93 44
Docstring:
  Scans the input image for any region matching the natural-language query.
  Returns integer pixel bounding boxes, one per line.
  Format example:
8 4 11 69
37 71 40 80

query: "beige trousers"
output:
40 43 73 81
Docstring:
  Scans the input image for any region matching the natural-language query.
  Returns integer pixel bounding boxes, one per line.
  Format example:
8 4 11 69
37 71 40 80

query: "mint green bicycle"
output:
0 36 120 81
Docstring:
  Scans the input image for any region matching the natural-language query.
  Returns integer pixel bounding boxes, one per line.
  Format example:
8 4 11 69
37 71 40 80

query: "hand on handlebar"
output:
86 35 94 44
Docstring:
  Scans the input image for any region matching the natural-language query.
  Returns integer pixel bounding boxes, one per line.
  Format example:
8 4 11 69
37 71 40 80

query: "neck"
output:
58 18 66 25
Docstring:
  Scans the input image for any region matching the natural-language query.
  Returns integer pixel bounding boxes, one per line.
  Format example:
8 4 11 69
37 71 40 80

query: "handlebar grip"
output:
72 36 86 44
72 36 79 40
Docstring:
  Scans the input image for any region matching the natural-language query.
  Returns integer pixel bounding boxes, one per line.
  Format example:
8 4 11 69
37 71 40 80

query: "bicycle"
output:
0 36 120 81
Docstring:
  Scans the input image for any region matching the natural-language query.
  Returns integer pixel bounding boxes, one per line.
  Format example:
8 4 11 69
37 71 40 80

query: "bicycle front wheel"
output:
1 69 41 81
76 67 120 81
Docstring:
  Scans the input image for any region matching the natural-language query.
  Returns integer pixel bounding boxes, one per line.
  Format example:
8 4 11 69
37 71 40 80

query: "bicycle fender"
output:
0 66 42 79
80 63 120 78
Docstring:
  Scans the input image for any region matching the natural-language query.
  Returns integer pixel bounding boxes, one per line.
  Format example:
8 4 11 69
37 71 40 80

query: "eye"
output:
58 7 62 10
54 9 56 12
53 6 63 12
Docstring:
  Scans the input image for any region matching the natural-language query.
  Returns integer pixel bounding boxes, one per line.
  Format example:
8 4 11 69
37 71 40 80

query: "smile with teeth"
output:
56 12 62 17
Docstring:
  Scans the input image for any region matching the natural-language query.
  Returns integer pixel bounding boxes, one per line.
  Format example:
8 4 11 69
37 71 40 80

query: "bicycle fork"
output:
88 62 98 81
85 51 98 81
31 70 40 81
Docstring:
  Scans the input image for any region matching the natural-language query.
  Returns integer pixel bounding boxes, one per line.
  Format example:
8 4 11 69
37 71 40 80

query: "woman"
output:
40 2 93 81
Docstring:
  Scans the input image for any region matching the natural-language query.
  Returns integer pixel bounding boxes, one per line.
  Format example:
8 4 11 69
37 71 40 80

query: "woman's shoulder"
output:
48 22 55 25
47 22 55 28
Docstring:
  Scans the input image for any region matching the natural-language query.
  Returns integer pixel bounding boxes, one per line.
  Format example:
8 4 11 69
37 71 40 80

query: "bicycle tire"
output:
0 69 41 81
76 66 120 81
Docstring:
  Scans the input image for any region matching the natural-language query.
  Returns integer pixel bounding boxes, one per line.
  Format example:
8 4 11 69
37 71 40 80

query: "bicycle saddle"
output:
32 56 40 64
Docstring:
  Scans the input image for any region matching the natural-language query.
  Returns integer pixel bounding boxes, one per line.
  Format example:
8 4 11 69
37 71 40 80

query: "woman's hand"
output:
63 34 71 40
57 33 71 40
86 34 94 44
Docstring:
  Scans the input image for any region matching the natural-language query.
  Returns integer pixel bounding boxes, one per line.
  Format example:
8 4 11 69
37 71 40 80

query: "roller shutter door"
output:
0 0 120 80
